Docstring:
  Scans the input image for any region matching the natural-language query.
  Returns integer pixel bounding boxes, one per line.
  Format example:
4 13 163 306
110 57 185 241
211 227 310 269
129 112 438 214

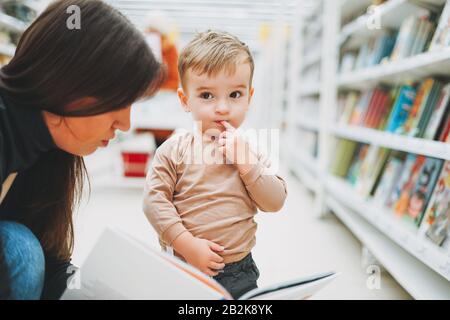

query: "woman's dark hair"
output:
0 0 165 260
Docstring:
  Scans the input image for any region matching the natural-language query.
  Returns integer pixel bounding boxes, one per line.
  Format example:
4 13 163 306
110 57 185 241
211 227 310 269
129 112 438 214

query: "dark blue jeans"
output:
213 252 260 299
0 221 45 299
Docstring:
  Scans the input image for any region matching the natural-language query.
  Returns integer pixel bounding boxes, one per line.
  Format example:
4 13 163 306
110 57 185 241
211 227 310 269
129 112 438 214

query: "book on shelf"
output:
385 85 417 134
354 146 389 197
438 111 450 142
363 86 390 129
373 152 406 206
386 154 422 208
61 227 338 300
429 0 450 51
424 83 450 140
419 161 450 247
392 155 426 218
390 15 421 61
367 32 396 67
407 157 444 227
411 80 443 138
347 144 369 185
330 139 358 178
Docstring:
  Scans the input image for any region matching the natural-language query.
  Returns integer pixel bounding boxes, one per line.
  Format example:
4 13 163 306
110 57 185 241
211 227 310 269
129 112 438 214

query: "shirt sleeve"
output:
239 151 287 212
142 137 188 246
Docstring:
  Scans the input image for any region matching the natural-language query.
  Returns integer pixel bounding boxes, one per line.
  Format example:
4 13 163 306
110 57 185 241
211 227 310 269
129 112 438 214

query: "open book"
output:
61 227 337 300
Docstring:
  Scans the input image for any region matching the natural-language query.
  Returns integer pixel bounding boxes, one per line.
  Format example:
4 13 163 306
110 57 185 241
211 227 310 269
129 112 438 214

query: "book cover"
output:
339 92 360 124
387 154 418 208
362 87 383 127
391 15 418 61
355 146 390 197
424 83 450 140
391 155 426 215
413 80 443 137
373 154 405 206
420 161 450 245
429 0 450 50
407 158 444 226
350 89 373 125
402 78 434 135
438 112 450 141
370 89 390 129
347 144 368 185
426 207 450 247
331 139 358 178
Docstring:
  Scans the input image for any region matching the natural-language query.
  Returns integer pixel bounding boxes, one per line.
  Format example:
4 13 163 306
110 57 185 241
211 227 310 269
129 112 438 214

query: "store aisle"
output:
72 165 411 299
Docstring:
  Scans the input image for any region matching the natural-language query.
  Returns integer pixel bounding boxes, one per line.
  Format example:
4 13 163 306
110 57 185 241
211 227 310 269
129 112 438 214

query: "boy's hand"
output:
173 233 225 276
218 121 258 175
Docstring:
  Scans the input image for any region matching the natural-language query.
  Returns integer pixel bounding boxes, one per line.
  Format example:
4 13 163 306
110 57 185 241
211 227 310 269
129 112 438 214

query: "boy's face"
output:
177 62 254 134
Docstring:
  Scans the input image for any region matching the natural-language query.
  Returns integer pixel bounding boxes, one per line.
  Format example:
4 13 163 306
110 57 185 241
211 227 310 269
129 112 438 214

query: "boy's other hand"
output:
175 233 225 276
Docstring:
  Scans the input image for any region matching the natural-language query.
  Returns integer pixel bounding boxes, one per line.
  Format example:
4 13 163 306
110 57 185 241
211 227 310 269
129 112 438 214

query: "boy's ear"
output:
177 88 190 112
248 87 255 104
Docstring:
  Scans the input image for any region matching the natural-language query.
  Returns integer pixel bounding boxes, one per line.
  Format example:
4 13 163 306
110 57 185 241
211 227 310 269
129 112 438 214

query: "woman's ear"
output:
177 88 190 112
42 110 63 126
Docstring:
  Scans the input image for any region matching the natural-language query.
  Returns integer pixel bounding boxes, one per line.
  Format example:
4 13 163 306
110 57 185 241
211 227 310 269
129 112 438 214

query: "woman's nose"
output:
113 105 131 132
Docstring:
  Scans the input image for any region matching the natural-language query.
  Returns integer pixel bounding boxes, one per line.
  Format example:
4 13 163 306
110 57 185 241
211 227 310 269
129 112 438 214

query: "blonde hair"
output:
178 30 254 89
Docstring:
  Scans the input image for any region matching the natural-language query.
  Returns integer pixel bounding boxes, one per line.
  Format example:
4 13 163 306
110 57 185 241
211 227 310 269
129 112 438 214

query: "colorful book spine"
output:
385 85 417 133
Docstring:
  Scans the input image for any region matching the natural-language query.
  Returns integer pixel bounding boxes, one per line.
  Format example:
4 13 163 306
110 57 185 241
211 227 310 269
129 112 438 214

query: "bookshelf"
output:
286 1 322 195
0 43 15 57
0 11 27 33
287 0 450 298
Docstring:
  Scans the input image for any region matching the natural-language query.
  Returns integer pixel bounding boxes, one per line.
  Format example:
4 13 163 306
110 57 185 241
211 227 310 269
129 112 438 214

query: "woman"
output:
0 0 165 299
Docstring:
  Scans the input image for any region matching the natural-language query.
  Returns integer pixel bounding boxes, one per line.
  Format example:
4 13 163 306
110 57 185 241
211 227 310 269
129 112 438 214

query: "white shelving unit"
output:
286 1 322 194
332 125 450 160
0 2 38 58
0 43 15 57
287 0 450 299
0 11 27 33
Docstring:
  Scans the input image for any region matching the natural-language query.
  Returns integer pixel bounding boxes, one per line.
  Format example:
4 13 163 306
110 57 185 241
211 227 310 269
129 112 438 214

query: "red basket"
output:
121 152 151 177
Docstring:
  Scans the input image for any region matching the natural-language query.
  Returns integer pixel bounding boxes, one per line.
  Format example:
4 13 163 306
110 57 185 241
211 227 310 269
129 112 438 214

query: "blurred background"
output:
2 0 450 299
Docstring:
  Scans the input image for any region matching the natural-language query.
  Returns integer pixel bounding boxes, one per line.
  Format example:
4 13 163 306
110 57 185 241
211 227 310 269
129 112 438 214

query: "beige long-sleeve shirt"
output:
143 131 287 263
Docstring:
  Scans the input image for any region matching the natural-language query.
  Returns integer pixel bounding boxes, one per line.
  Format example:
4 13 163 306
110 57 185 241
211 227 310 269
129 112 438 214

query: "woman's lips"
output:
101 140 109 147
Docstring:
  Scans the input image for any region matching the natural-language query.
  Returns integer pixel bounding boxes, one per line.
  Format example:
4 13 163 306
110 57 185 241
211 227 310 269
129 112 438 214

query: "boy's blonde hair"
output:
178 30 254 90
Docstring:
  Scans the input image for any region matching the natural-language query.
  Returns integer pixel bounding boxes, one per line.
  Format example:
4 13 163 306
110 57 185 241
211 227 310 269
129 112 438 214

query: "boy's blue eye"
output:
230 91 242 99
200 92 214 99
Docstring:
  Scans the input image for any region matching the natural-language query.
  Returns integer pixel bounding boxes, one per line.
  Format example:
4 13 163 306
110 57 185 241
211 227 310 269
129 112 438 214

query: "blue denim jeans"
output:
0 221 45 299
